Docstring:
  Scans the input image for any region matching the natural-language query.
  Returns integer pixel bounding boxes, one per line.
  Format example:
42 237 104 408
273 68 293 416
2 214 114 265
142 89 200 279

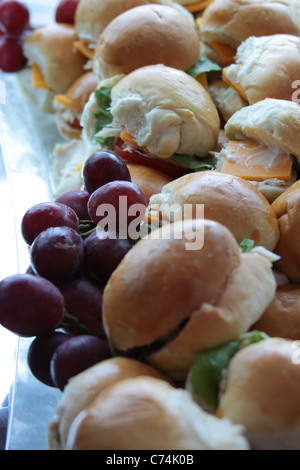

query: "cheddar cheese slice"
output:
73 41 95 60
220 141 293 181
185 0 213 13
55 94 82 112
222 65 248 101
31 63 52 90
211 43 236 66
121 129 140 148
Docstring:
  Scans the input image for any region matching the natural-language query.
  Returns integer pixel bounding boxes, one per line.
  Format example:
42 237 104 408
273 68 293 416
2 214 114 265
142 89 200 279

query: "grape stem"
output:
60 310 102 338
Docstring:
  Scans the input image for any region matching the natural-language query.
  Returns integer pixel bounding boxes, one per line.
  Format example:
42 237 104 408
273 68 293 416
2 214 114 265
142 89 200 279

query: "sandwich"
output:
198 0 300 66
215 98 300 202
216 337 300 450
146 170 280 251
92 4 201 81
82 64 220 178
23 23 87 112
73 0 181 60
61 376 249 450
54 71 98 140
222 34 300 104
102 218 276 381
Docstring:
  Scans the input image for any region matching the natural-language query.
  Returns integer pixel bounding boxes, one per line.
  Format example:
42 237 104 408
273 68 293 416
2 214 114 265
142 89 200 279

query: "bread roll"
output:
126 163 173 204
102 218 276 381
65 376 249 450
217 337 300 450
93 4 200 80
23 23 87 94
148 171 280 250
223 34 300 104
48 357 170 450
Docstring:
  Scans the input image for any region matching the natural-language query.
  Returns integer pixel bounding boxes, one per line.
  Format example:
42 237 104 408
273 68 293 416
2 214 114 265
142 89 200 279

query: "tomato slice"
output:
113 138 187 179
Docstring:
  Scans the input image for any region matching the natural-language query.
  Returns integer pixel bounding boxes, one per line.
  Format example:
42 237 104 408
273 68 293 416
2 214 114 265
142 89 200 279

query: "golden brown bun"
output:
148 171 280 251
200 0 300 50
103 218 276 381
253 284 300 339
224 99 300 161
54 72 98 140
93 4 200 80
96 64 220 159
271 181 300 282
75 0 175 44
48 357 170 450
23 23 87 94
224 34 300 104
126 163 173 204
65 376 249 450
217 337 300 450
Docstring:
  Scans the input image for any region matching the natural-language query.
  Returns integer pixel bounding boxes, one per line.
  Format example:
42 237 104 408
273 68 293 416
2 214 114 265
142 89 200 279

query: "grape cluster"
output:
0 151 148 390
0 1 30 73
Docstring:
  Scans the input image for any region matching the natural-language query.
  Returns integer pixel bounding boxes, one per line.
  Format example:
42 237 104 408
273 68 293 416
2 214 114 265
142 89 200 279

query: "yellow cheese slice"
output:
185 0 213 13
73 41 95 60
55 94 82 112
211 42 236 66
222 65 248 101
220 140 293 181
31 63 52 90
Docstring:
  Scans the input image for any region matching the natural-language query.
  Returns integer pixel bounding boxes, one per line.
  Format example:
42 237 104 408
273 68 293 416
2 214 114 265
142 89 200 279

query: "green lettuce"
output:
170 153 218 171
93 87 114 149
186 57 221 79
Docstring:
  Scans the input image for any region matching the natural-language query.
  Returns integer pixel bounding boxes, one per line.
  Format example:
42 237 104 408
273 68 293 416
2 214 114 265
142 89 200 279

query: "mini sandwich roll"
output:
48 357 171 450
217 337 300 450
102 219 276 381
126 163 173 204
23 23 87 95
271 180 300 282
199 0 300 66
217 98 300 202
64 376 249 450
222 34 300 104
92 4 200 80
147 171 280 251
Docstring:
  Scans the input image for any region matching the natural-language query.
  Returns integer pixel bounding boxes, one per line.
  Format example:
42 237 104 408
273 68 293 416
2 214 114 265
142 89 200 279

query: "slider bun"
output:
65 376 249 450
224 98 300 162
223 34 300 103
148 171 280 251
97 64 220 159
126 163 173 204
271 181 300 281
103 218 276 381
200 0 300 50
23 24 87 94
48 357 170 450
217 338 300 450
75 0 175 44
253 284 300 339
93 4 200 80
55 72 98 140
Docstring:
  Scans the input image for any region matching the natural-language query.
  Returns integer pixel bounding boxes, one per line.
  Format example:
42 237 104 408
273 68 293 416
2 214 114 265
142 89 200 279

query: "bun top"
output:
64 376 249 450
148 170 280 250
224 98 300 161
93 4 200 80
75 0 175 44
217 337 300 449
200 0 300 49
96 64 220 159
223 34 300 104
23 23 87 94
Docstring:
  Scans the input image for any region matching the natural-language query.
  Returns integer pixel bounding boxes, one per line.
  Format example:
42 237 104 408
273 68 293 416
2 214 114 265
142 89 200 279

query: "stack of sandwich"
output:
20 0 300 451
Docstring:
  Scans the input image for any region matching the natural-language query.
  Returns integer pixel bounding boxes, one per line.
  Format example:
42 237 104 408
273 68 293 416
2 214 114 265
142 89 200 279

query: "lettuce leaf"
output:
170 153 217 171
239 239 255 252
93 87 114 149
186 57 221 78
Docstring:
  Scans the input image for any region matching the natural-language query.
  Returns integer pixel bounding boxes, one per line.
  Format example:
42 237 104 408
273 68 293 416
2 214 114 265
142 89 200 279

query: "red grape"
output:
27 331 72 387
21 201 79 246
55 190 91 221
0 274 65 337
87 181 147 238
0 33 27 72
83 151 131 195
84 230 132 285
60 279 105 337
0 1 29 35
30 226 84 285
50 335 112 390
55 0 80 25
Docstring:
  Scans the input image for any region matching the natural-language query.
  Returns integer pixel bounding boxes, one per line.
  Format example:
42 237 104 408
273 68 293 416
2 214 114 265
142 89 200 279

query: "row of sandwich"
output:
20 0 300 451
